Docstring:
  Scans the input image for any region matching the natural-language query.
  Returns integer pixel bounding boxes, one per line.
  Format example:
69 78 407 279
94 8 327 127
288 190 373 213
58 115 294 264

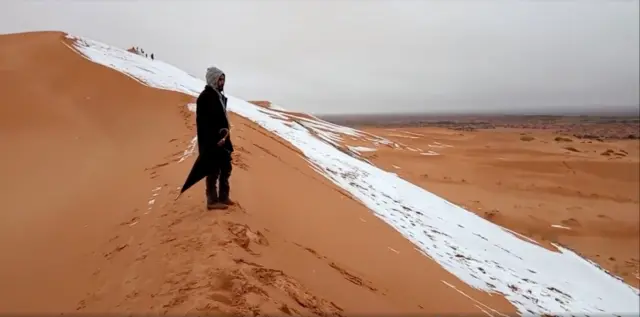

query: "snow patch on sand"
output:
429 141 454 149
178 137 198 163
501 228 540 246
388 133 419 139
348 146 376 153
402 131 425 137
267 103 287 111
66 34 640 315
288 114 397 149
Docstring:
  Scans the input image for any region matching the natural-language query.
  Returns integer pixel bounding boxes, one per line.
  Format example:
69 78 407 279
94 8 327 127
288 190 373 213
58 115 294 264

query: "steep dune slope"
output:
0 31 194 311
0 31 638 316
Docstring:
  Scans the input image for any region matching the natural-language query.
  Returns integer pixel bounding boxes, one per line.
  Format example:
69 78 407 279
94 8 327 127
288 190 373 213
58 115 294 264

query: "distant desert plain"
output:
320 112 640 287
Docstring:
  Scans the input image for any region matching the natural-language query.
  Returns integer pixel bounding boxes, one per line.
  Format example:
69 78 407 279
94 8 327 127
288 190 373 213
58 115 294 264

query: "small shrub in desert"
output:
555 136 573 142
601 149 615 156
520 135 535 142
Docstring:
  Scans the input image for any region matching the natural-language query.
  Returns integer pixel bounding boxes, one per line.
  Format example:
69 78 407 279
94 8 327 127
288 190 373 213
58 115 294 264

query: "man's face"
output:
217 74 225 91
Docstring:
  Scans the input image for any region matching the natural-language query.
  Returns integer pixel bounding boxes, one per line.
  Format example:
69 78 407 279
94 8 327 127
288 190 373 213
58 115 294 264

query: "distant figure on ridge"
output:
150 53 154 60
193 66 234 210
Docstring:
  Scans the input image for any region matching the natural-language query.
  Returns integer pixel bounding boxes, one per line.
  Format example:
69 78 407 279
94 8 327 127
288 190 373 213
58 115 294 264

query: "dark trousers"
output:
205 155 232 202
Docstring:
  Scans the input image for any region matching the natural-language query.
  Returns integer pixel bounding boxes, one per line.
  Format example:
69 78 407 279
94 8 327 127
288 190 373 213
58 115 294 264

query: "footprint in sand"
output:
121 216 140 227
145 186 163 214
249 265 344 316
161 255 343 316
597 214 613 220
560 218 581 228
295 243 379 293
227 222 269 254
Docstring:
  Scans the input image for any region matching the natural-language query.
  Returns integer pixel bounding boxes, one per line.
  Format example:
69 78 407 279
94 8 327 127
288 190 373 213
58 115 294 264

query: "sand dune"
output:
0 31 638 315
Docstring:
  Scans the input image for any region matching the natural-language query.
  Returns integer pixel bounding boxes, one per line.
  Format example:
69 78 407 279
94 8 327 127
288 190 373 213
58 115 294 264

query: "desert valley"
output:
320 114 640 287
0 31 638 316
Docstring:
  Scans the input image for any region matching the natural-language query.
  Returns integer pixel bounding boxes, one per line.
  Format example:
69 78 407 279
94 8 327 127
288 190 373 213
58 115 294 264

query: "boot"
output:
208 202 229 210
219 198 236 206
218 181 234 206
205 177 228 210
212 157 234 208
206 191 215 206
218 190 235 206
206 194 228 210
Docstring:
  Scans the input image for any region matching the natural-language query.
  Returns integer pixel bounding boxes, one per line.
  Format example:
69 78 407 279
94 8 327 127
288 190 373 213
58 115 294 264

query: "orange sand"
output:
0 31 518 315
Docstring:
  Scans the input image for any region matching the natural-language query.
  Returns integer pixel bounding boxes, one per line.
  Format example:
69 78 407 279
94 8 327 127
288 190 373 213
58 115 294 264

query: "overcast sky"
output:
2 1 638 115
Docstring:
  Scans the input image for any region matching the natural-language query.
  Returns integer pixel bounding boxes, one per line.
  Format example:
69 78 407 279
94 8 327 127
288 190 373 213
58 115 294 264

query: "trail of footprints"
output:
96 188 348 316
293 243 380 293
82 128 379 315
150 202 345 316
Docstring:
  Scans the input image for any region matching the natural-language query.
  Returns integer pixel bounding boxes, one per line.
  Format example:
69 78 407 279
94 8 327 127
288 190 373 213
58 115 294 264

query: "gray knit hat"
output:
205 66 225 88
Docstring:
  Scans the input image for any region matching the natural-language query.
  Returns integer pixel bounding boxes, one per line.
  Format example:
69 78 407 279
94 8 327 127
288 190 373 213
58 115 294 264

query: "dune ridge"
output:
63 33 639 315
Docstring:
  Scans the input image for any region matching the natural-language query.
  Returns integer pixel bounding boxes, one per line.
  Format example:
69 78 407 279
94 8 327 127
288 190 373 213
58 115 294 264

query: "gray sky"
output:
2 1 639 115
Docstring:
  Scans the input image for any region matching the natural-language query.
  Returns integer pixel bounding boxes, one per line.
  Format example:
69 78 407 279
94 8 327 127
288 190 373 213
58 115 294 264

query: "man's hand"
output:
217 128 229 146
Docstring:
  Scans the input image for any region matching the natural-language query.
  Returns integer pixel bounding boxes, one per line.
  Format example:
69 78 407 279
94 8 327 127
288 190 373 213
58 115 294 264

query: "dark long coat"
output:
178 85 233 196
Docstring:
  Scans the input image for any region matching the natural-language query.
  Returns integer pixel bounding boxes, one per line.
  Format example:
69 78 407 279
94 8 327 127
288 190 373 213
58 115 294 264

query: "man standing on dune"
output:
196 66 234 210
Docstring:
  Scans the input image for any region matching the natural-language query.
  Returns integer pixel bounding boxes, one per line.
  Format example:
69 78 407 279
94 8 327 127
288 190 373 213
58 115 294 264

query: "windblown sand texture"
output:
0 31 638 316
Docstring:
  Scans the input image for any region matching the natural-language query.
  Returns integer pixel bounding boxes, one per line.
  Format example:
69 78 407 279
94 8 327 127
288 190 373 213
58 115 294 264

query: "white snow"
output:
442 280 510 317
268 103 287 111
402 131 425 137
388 133 419 139
420 151 440 156
551 224 572 230
348 146 377 153
287 113 397 148
501 227 540 246
429 143 454 149
178 136 198 163
65 34 639 315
